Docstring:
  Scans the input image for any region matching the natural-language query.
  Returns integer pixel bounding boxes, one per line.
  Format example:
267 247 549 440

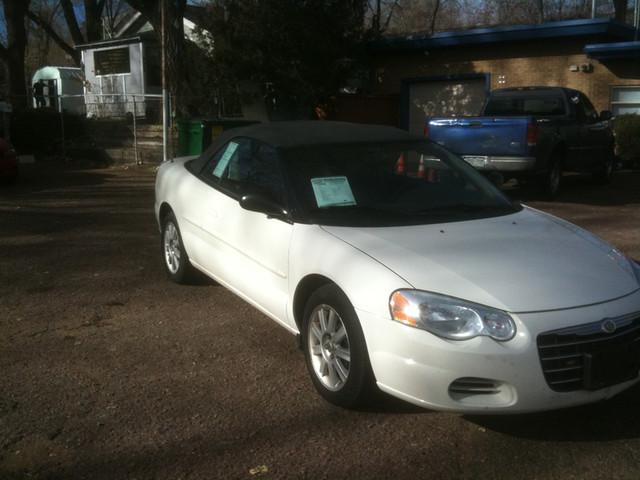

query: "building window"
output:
611 86 640 115
94 47 131 76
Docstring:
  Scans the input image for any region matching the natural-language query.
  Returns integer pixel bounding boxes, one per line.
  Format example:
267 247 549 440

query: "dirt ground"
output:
1 163 639 480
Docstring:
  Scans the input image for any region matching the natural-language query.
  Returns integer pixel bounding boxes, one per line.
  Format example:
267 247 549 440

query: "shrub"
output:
613 114 640 166
9 108 86 155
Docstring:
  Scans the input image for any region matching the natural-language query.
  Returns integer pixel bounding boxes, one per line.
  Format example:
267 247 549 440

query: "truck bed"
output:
428 117 533 164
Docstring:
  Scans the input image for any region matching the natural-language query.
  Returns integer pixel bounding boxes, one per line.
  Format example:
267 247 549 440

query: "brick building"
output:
363 18 640 135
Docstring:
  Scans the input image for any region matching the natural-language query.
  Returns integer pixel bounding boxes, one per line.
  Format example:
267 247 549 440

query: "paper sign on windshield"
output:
212 141 239 177
311 176 356 208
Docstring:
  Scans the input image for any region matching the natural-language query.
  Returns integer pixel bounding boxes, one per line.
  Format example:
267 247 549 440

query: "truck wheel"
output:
592 151 614 185
540 160 562 199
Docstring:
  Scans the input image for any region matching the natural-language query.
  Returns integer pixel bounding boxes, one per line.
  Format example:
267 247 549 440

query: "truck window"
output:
579 94 598 122
484 96 566 116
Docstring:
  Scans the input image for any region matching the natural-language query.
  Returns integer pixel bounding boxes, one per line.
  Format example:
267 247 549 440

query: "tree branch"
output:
383 0 400 31
60 0 85 45
26 10 81 64
429 0 440 35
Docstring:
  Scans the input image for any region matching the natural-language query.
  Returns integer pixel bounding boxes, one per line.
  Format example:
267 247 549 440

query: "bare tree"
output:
429 0 440 34
103 0 131 38
0 0 32 105
25 0 70 79
612 0 628 22
26 9 80 63
367 0 401 36
535 0 545 22
385 0 460 35
124 0 188 103
26 0 110 65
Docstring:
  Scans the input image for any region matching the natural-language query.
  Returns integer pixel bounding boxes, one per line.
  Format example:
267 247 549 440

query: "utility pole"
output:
591 0 596 19
161 0 169 162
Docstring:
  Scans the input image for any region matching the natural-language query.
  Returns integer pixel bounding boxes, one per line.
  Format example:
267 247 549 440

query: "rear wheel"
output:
161 211 194 284
540 159 562 199
302 284 374 408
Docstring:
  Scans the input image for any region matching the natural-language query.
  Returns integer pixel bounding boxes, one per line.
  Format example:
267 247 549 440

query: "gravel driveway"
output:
1 163 639 480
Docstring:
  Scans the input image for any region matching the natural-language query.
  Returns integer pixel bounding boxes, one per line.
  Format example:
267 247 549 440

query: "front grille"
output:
537 313 640 392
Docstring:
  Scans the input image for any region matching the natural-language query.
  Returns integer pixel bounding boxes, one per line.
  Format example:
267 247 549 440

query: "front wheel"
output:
592 151 614 185
161 211 194 284
302 284 375 408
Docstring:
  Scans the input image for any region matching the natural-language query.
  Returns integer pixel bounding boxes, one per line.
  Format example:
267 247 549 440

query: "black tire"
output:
540 158 562 199
301 284 375 408
160 211 194 284
592 149 614 185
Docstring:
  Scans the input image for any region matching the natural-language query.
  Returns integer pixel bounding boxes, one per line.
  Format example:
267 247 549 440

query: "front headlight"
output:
389 290 516 341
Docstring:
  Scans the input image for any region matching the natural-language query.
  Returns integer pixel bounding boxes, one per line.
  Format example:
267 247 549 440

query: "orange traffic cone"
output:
395 154 406 175
417 157 426 179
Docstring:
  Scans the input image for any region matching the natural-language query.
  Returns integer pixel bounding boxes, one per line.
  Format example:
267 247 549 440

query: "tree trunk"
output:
612 0 627 22
84 0 106 42
26 11 81 65
125 0 188 110
1 0 31 108
60 0 85 45
429 0 441 35
536 0 545 23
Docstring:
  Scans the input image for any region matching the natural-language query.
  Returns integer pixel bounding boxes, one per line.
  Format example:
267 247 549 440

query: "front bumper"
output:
462 155 536 172
357 289 640 413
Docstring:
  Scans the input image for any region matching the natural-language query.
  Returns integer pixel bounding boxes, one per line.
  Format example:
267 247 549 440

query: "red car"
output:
0 137 17 183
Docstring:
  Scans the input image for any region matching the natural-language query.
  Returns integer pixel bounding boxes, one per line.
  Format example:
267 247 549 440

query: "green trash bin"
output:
177 119 260 156
177 119 205 156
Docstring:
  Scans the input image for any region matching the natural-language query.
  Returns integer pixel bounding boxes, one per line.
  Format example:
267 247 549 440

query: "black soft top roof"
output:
223 121 418 147
189 121 423 173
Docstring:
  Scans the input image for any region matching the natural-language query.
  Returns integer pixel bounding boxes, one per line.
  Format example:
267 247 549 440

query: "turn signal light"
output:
390 291 419 326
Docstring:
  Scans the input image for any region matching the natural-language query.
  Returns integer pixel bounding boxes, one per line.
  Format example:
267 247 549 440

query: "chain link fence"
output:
4 92 171 166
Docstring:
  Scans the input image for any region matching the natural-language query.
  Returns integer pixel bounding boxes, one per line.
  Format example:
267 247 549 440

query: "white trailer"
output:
32 66 85 114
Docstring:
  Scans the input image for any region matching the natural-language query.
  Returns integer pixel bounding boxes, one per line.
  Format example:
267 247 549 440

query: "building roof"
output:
371 18 636 53
75 34 154 51
585 40 640 59
112 5 208 39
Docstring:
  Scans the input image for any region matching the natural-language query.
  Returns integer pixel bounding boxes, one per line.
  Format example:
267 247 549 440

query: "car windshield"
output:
283 141 519 227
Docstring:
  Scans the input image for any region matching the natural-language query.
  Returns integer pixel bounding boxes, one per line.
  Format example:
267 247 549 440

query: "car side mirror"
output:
599 110 612 121
239 193 289 220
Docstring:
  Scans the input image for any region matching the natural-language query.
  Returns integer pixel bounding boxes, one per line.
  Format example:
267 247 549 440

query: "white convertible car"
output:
155 121 640 413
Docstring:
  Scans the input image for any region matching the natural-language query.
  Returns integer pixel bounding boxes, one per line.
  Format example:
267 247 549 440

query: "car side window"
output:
202 138 286 204
573 94 598 123
201 139 248 183
580 95 598 122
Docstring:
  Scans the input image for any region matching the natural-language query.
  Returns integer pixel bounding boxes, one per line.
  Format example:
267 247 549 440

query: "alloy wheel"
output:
307 304 351 391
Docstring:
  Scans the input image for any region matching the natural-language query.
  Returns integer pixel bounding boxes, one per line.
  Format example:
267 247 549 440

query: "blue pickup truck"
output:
426 87 615 196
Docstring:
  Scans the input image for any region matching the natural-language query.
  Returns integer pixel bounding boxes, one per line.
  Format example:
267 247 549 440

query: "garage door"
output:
408 78 487 136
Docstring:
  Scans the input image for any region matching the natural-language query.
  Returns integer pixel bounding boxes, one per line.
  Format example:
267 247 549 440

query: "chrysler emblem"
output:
601 319 617 334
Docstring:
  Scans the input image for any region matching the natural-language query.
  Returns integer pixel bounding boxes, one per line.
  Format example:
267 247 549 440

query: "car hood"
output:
321 207 639 313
